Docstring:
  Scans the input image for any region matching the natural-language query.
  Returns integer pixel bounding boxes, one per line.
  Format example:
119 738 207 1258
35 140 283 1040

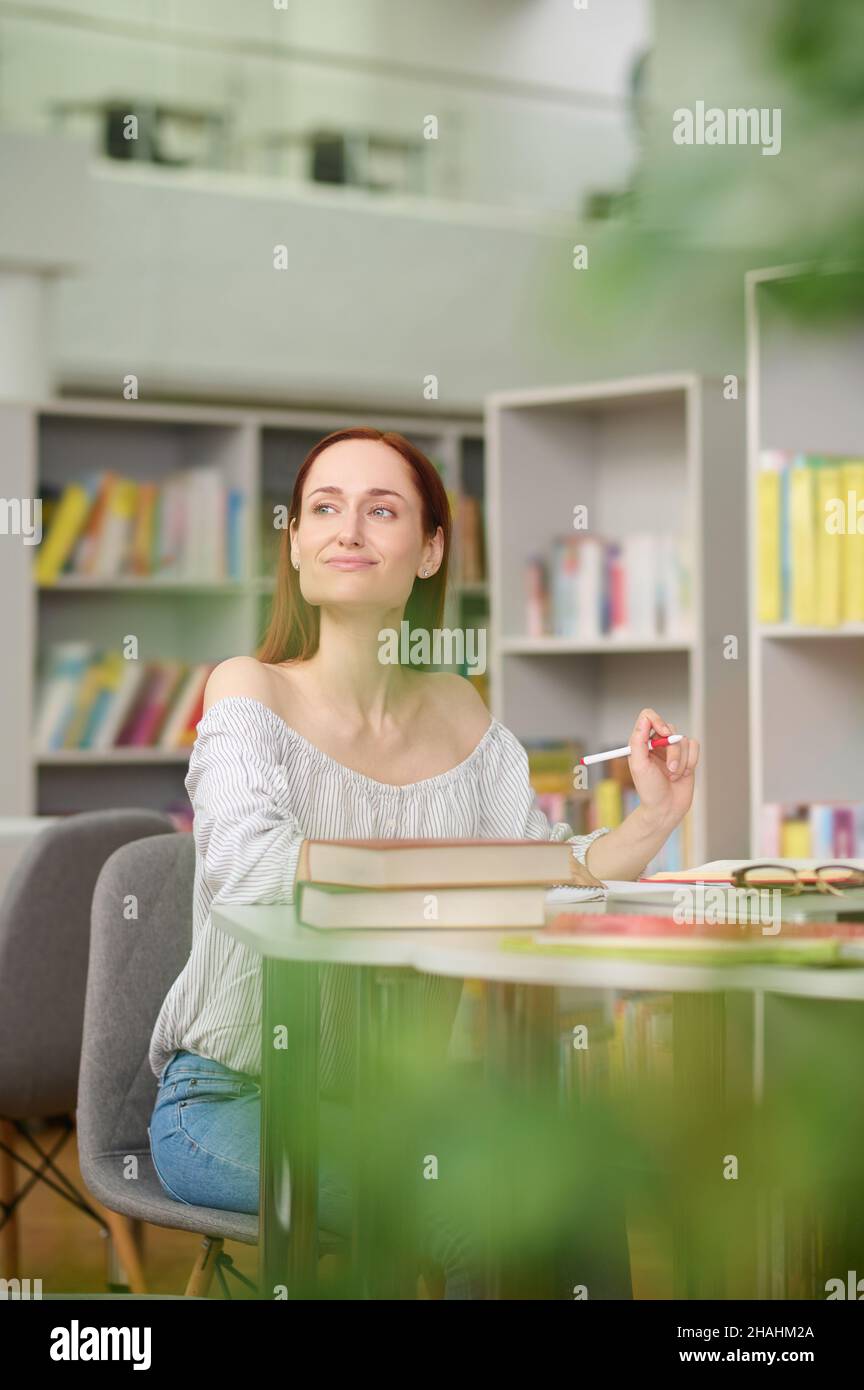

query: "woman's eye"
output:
312 503 395 517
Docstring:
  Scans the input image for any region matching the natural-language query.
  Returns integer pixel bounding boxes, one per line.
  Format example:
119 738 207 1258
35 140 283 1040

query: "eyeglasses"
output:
730 863 864 898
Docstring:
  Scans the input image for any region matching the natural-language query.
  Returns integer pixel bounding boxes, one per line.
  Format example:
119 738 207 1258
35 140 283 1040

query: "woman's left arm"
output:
585 707 700 881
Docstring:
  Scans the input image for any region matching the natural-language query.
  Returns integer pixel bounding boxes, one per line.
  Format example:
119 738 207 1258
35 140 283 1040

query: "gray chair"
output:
0 809 174 1286
77 830 348 1299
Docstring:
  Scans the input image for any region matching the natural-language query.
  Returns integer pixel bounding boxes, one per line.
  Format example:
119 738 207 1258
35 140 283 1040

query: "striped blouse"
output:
148 694 609 1096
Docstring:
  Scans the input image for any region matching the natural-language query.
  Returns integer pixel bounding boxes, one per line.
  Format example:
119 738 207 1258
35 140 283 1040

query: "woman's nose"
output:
336 510 364 544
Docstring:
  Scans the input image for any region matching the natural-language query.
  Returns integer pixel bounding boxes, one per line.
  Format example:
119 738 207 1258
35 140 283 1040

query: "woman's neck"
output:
291 608 417 733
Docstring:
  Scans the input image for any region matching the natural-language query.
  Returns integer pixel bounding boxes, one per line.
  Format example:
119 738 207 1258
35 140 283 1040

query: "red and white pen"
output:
580 734 685 766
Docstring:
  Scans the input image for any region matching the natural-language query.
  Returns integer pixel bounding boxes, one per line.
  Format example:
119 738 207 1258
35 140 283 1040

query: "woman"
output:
147 426 698 1298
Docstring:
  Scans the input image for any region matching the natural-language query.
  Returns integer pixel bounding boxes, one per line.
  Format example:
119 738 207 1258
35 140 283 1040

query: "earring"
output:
422 568 429 577
292 557 299 569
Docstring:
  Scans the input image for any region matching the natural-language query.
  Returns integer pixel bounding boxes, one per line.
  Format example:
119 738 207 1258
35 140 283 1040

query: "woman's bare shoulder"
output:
422 671 492 742
202 656 277 715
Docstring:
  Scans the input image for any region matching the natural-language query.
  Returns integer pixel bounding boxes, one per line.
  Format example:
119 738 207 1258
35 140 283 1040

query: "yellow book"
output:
789 464 817 625
35 481 96 584
595 778 623 830
756 469 781 623
94 477 139 577
815 464 841 626
840 461 864 622
780 820 811 858
130 481 157 576
62 655 108 748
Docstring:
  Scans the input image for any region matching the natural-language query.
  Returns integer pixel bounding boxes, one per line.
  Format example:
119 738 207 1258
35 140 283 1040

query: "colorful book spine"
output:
524 533 691 640
789 456 817 625
35 476 102 584
758 452 864 626
815 461 842 626
756 463 781 623
35 646 216 752
35 469 242 581
762 802 864 857
841 461 864 621
524 556 547 637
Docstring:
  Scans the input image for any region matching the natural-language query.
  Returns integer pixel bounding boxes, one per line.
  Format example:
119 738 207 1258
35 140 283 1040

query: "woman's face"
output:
289 439 443 611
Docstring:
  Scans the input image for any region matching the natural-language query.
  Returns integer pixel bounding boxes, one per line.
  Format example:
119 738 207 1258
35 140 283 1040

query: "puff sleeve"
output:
184 696 305 906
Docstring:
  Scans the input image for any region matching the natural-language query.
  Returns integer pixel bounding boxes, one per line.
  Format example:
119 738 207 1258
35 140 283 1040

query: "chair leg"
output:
0 1119 19 1278
98 1205 148 1294
185 1236 224 1297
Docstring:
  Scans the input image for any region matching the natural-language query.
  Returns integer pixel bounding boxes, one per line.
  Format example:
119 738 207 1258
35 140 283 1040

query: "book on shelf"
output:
523 532 691 641
759 802 864 858
33 644 217 752
445 488 486 585
524 738 689 873
35 468 246 583
560 994 672 1100
757 451 864 625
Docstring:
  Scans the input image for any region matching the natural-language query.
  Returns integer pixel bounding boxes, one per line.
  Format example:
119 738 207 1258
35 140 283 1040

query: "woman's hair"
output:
255 426 452 666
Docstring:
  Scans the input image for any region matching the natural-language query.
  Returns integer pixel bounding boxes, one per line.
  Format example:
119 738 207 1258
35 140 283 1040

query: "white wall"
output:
0 0 648 212
2 2 748 410
48 157 746 411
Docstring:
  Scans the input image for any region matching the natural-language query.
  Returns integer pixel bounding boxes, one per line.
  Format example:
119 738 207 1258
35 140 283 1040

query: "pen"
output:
580 734 685 766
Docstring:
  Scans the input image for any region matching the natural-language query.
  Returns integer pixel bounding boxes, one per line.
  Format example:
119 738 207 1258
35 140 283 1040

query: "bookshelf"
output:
485 374 749 866
746 266 864 855
0 398 485 819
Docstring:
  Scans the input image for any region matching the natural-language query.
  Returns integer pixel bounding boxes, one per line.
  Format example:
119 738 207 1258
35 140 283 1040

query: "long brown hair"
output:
256 426 452 667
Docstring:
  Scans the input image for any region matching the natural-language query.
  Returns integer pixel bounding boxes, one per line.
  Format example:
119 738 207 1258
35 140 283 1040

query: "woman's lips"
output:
325 558 377 569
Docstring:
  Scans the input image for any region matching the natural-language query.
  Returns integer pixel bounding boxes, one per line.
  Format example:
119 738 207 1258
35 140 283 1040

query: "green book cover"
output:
498 936 848 968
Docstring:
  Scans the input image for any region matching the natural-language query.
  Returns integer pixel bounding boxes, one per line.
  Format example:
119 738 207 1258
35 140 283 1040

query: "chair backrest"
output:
77 831 195 1164
0 809 174 1117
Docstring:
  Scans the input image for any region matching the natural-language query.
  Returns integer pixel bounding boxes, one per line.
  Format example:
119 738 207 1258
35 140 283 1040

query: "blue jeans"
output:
148 1049 483 1299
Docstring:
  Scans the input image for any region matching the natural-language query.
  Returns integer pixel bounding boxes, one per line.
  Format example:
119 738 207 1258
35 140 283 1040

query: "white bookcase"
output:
746 266 864 853
485 374 749 865
1 398 484 818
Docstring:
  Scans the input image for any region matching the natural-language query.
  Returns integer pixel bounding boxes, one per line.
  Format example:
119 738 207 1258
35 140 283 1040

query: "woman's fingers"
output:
669 736 700 782
664 722 680 775
679 738 700 778
640 708 672 739
627 710 654 770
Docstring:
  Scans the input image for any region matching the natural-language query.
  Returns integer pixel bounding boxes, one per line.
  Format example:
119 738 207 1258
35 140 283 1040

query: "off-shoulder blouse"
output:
148 695 609 1095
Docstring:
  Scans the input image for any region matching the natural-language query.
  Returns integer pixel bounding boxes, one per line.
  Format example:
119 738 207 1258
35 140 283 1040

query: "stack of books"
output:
524 533 691 641
34 644 216 752
36 468 246 584
756 451 864 625
294 837 584 930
